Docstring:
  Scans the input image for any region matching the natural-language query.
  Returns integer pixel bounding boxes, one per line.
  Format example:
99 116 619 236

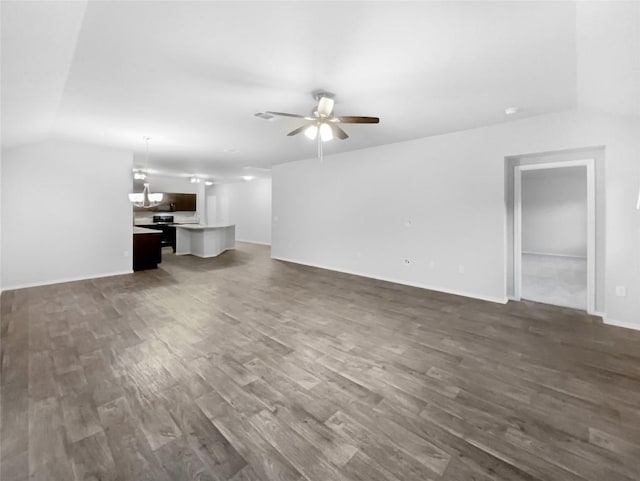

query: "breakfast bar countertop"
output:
133 226 163 235
173 224 235 230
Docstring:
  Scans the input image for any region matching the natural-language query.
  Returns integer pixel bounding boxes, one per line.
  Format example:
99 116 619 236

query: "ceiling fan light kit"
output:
319 123 333 141
263 90 380 161
304 124 318 140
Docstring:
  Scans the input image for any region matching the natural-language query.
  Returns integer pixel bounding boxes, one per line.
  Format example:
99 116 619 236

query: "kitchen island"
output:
174 224 235 258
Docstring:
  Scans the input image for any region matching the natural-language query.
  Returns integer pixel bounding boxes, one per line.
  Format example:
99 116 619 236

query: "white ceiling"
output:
2 1 580 180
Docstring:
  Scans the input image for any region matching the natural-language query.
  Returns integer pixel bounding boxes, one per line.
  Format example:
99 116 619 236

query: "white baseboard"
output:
175 247 234 258
603 317 640 331
237 239 271 246
271 255 508 304
521 251 587 259
1 269 134 292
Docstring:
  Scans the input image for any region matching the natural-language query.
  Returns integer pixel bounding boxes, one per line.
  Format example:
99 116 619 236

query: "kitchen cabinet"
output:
133 193 196 212
173 193 196 212
133 228 162 271
137 224 176 252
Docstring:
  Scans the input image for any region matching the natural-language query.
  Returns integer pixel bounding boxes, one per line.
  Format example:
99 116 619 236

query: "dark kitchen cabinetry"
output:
133 232 162 271
138 224 176 252
172 193 196 211
133 193 196 213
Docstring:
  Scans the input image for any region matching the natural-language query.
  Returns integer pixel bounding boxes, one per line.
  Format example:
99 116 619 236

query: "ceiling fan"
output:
262 91 379 160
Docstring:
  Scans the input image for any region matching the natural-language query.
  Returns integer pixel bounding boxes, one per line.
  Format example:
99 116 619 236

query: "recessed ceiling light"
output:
504 107 521 116
242 175 255 181
205 181 214 186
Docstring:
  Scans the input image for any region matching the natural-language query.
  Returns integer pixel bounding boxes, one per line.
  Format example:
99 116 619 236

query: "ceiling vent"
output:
254 112 275 121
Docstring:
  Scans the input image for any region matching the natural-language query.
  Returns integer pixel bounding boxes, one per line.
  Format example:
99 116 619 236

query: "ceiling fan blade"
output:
265 111 309 119
287 124 310 136
328 122 349 140
337 116 380 124
317 97 334 117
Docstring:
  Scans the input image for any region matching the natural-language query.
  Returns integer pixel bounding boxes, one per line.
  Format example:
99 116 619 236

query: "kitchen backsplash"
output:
134 211 200 225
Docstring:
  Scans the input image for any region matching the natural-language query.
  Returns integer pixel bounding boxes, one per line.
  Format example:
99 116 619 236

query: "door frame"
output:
513 158 596 314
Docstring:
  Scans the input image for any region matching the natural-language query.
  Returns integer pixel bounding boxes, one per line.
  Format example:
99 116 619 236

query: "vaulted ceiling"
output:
1 1 627 181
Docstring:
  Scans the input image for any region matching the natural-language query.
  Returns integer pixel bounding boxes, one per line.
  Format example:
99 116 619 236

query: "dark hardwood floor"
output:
2 242 640 481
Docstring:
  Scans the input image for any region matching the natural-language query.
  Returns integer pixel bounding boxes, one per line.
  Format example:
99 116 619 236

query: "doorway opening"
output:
513 159 595 313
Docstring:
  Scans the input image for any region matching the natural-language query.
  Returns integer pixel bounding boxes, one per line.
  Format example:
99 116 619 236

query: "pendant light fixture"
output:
129 137 163 208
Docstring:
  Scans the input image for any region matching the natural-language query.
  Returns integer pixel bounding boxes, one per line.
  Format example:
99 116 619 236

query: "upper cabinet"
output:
133 193 196 212
172 193 197 211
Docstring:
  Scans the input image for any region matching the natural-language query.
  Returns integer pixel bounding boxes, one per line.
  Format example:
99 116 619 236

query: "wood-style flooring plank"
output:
69 430 117 481
97 396 171 481
1 243 639 480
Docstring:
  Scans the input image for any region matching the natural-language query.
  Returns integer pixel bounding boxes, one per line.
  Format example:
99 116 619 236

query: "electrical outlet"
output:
615 286 626 297
458 265 465 274
404 259 411 265
429 260 435 269
123 250 129 258
404 219 412 227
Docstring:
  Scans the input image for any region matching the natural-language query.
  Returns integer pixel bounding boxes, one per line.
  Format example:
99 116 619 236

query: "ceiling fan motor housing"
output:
312 90 335 101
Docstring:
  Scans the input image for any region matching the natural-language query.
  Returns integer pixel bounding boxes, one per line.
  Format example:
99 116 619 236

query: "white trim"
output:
236 239 272 246
521 251 587 259
514 165 523 301
1 270 134 292
518 159 594 171
592 311 605 318
272 255 508 304
175 247 234 258
604 317 640 331
513 159 596 314
586 159 596 315
503 184 509 304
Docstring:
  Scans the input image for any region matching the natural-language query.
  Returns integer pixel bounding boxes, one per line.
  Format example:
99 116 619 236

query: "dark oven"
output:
149 215 176 251
152 215 174 224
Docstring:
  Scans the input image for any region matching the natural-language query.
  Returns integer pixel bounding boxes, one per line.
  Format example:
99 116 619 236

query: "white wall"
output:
272 109 640 327
272 1 640 328
576 1 640 118
521 167 587 257
139 174 198 194
0 147 3 288
211 179 271 245
1 140 133 290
